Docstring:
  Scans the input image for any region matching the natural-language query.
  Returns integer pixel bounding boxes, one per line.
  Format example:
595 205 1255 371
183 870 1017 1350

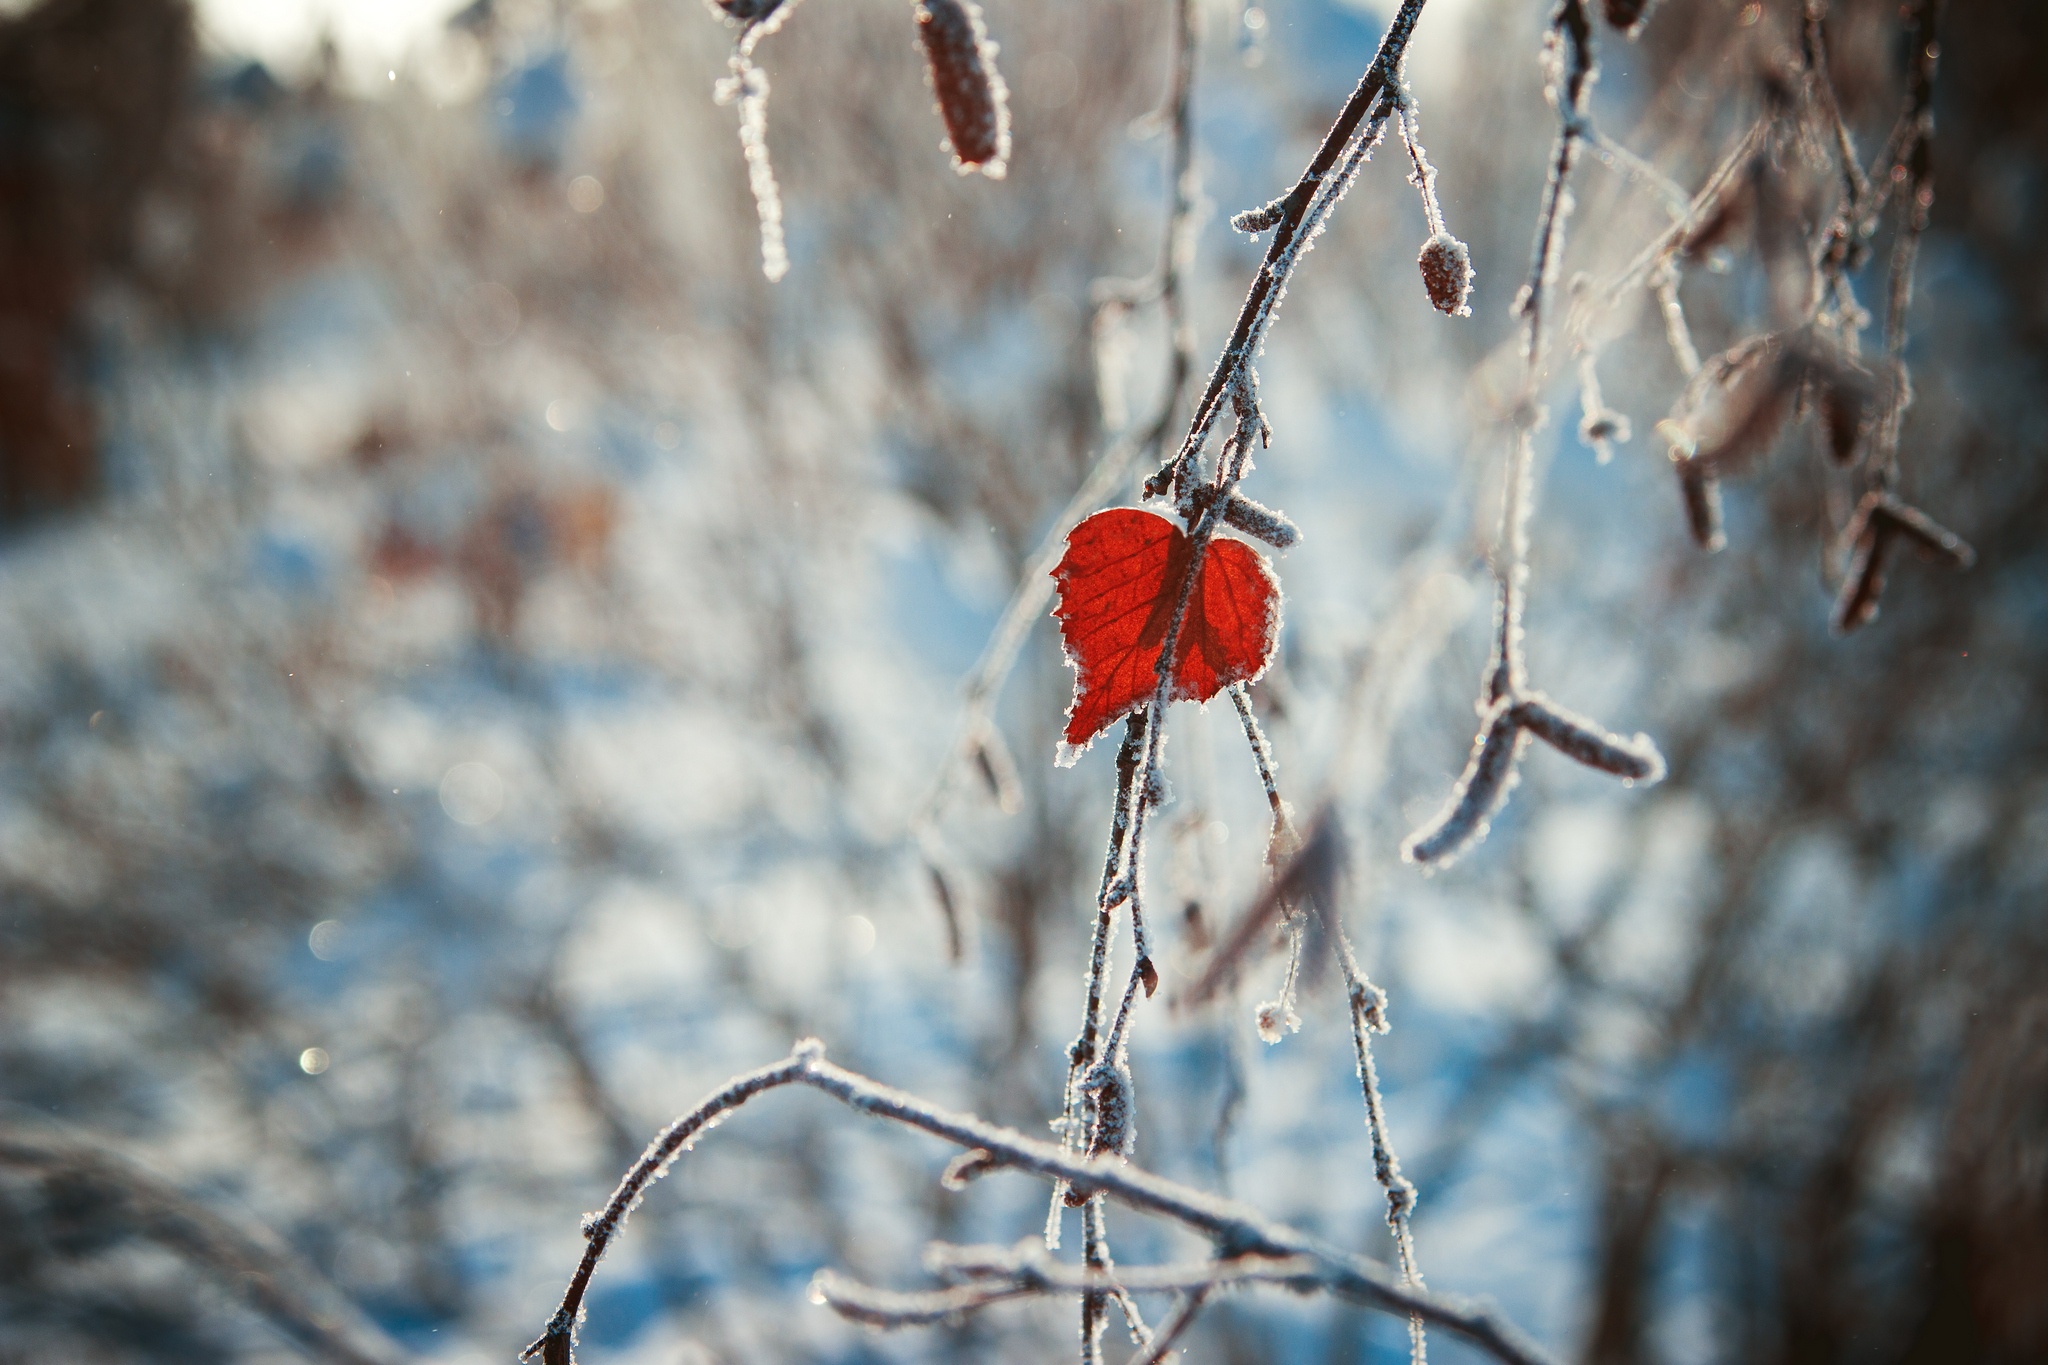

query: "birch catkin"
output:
914 0 1011 178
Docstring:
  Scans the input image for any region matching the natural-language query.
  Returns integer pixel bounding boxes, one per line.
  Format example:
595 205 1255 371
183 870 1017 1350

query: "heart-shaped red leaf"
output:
1051 507 1282 756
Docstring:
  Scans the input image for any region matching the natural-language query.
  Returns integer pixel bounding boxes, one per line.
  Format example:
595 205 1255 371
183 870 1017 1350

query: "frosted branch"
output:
523 1041 1561 1365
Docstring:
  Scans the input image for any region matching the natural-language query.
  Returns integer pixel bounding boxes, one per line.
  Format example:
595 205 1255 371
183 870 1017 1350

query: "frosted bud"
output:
1418 232 1473 317
1254 999 1301 1044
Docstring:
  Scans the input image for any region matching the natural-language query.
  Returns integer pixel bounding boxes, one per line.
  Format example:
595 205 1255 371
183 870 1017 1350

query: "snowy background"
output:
1 0 2043 1363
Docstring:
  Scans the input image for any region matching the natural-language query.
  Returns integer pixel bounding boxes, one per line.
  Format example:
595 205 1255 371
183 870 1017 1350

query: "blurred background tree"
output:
0 0 2041 1362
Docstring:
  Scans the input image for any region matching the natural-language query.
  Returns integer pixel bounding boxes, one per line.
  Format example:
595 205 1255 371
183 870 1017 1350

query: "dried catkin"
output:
914 0 1010 178
1831 520 1892 634
1691 353 1796 474
1814 361 1874 466
1512 693 1666 783
1400 698 1526 868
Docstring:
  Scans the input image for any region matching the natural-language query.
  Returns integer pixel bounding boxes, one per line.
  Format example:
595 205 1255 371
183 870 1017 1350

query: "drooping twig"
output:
1124 1284 1211 1365
1074 0 1440 1210
522 1041 1561 1365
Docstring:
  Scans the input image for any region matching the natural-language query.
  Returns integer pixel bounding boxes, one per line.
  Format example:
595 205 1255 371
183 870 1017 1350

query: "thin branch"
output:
1052 713 1149 1231
1124 1285 1211 1365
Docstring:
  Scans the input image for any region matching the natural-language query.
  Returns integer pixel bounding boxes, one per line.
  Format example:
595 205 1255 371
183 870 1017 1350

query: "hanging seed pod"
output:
914 0 1011 178
1417 231 1474 317
1602 0 1652 34
711 0 784 21
925 859 965 961
967 725 1022 814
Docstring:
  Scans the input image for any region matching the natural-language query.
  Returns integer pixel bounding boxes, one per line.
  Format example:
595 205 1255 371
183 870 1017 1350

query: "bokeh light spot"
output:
440 762 506 826
308 919 346 960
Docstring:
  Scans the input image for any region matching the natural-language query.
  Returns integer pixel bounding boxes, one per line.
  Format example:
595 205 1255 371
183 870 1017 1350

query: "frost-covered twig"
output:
1330 918 1427 1365
1066 0 1440 1226
1125 1285 1211 1365
1149 0 1431 498
712 4 805 281
522 1041 1562 1365
1821 0 1972 628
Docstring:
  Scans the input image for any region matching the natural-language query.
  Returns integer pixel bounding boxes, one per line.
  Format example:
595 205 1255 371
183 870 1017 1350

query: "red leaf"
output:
1051 508 1282 755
